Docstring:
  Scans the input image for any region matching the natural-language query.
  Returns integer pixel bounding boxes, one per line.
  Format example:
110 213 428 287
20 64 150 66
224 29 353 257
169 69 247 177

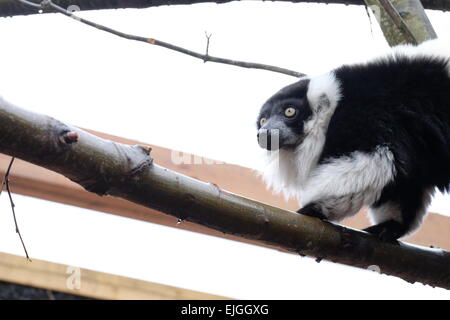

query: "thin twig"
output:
364 3 374 38
15 0 305 78
15 0 41 9
376 0 418 45
0 157 15 196
204 31 212 63
1 157 31 261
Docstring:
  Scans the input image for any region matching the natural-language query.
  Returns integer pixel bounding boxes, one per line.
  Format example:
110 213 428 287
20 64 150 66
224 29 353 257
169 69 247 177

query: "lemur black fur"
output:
257 39 450 241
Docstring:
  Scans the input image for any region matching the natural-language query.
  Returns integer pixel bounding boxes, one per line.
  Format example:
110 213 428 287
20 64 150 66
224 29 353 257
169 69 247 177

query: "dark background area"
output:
0 280 91 300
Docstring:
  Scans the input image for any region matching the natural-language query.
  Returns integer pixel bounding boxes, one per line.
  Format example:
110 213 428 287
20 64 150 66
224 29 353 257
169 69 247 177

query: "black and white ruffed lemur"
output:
256 39 450 241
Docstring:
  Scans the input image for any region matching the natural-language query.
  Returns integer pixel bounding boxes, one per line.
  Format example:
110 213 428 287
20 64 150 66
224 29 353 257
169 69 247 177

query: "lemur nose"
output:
258 129 271 149
258 129 280 151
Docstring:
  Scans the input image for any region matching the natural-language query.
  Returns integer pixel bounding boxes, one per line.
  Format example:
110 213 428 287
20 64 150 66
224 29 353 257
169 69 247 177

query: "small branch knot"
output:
60 131 79 144
40 0 52 9
203 31 212 63
142 145 152 155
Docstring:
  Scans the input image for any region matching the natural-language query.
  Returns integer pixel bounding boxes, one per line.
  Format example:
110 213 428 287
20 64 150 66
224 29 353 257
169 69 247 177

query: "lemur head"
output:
257 79 312 151
256 73 341 151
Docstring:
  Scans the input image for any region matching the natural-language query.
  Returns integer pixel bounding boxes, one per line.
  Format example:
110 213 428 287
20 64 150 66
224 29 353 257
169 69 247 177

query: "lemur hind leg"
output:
297 194 363 222
365 187 433 242
297 146 397 223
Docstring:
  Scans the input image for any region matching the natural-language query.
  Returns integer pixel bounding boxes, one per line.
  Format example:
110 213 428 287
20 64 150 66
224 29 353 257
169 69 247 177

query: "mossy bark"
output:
365 0 437 46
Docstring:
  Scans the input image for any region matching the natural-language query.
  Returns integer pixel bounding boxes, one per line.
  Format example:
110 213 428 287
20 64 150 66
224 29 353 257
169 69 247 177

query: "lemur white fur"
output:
303 147 396 221
394 38 450 64
261 72 342 199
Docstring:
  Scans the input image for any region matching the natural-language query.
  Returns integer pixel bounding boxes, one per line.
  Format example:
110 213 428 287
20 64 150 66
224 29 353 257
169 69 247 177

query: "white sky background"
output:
0 2 449 299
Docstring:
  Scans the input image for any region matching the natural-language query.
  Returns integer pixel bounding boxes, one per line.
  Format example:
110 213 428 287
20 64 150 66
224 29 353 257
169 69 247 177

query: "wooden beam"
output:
1 128 448 251
0 252 228 299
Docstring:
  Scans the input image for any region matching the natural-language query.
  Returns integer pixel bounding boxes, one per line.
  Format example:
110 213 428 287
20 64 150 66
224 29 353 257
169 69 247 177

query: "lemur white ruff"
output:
256 39 450 241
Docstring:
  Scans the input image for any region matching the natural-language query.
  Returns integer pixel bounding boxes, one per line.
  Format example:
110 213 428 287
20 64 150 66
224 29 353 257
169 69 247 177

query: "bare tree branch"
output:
1 157 31 261
1 0 449 18
0 97 449 289
13 0 305 78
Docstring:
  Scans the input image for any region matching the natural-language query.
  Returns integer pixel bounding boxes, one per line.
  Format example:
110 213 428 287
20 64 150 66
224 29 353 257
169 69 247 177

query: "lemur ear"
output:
314 94 331 114
306 72 341 114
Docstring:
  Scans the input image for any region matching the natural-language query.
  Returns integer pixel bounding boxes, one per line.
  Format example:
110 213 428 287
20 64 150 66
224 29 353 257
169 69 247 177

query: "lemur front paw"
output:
297 203 327 220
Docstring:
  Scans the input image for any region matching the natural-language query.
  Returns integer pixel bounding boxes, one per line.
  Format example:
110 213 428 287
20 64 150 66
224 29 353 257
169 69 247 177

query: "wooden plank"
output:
0 128 448 251
0 252 228 300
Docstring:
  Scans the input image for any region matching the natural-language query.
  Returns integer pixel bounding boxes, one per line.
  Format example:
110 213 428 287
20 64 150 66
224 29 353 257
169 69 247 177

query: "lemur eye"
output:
259 118 267 126
284 107 296 118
